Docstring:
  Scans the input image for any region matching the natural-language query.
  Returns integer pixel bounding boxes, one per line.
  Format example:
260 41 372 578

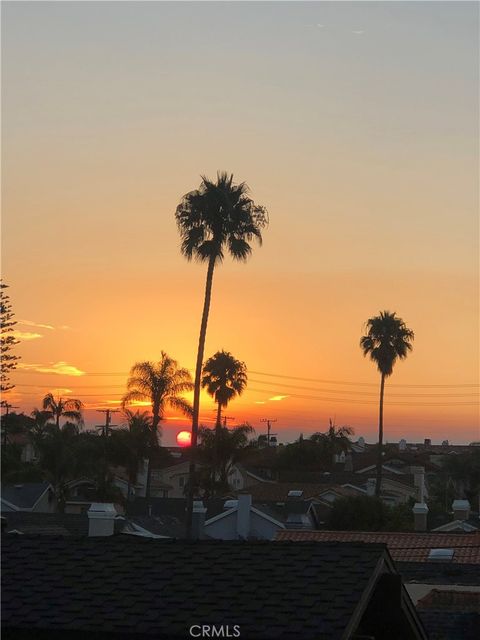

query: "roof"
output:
1 537 404 639
0 512 89 536
417 589 480 611
1 483 52 510
277 470 417 489
397 562 480 586
416 590 480 640
127 497 227 521
237 482 359 503
275 530 480 564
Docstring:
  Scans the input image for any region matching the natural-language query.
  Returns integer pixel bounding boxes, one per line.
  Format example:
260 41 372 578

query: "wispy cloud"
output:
12 331 43 341
18 319 55 330
18 362 86 377
269 395 289 402
255 401 266 405
18 319 73 331
352 30 365 35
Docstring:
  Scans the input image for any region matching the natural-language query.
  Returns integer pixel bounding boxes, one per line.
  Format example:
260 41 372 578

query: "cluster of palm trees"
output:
120 348 250 501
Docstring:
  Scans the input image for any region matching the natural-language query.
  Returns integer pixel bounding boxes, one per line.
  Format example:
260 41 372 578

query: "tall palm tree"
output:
121 352 193 500
41 394 84 430
202 350 248 430
360 311 414 497
175 171 268 536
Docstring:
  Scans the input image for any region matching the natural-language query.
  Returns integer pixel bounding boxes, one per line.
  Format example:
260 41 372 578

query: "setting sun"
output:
176 431 192 447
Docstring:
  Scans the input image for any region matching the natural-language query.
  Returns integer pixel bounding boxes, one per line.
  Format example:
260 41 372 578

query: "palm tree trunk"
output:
375 373 385 498
215 401 222 430
186 254 216 539
145 402 161 503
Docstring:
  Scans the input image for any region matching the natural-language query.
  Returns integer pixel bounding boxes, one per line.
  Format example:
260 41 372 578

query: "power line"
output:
13 368 479 388
248 379 480 398
11 386 480 406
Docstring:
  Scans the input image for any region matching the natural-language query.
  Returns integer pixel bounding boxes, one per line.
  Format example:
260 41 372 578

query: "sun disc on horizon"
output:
176 430 192 447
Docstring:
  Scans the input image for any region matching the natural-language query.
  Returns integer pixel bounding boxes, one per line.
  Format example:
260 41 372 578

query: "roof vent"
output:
428 548 454 562
287 490 303 498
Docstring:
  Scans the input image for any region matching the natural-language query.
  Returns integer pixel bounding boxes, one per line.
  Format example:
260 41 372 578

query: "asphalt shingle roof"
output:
2 537 390 639
275 530 480 564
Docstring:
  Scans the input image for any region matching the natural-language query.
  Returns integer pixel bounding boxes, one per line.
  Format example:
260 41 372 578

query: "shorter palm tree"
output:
202 350 247 430
34 427 78 512
41 393 84 430
122 352 193 500
197 423 254 496
310 419 354 467
111 411 153 501
360 310 414 497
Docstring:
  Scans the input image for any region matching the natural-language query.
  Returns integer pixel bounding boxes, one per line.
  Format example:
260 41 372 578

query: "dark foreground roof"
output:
1 537 422 640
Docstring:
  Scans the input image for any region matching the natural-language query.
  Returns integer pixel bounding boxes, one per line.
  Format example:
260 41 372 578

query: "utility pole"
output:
95 409 119 501
260 418 277 447
95 409 118 437
222 416 235 428
1 401 19 449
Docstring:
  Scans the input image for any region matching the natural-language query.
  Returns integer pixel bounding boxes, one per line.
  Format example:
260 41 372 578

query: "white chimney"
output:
192 500 207 540
88 503 118 537
366 478 376 497
452 499 470 521
412 502 429 532
411 466 426 502
236 494 252 539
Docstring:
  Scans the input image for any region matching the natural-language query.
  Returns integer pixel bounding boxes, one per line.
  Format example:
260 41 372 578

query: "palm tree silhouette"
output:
202 350 247 430
111 410 153 502
360 311 414 497
175 171 268 536
41 393 84 430
122 351 193 500
198 423 254 496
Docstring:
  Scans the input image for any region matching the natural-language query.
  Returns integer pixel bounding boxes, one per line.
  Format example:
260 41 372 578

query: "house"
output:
253 471 420 506
1 536 427 639
431 500 480 533
150 459 204 498
1 482 55 513
127 495 314 540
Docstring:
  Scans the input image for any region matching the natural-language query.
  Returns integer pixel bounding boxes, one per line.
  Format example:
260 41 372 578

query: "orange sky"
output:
2 2 479 444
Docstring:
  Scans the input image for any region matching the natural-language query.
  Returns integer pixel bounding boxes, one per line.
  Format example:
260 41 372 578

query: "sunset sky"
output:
2 1 479 444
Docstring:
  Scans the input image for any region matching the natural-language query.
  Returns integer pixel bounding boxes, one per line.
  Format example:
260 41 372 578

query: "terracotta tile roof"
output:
275 530 480 564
